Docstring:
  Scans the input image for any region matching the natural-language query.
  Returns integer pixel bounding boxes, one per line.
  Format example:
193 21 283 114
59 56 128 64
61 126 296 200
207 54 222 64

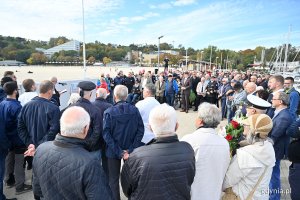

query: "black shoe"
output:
27 164 32 170
193 109 198 111
6 173 15 188
6 198 17 200
16 184 32 195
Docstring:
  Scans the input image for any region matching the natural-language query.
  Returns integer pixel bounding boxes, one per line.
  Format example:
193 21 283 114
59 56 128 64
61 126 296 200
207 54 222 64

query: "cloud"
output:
0 0 123 41
171 0 196 6
150 3 172 9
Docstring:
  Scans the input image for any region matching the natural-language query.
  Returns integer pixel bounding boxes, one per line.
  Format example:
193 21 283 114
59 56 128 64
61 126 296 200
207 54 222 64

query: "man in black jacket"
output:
33 106 113 200
121 103 195 200
73 81 103 156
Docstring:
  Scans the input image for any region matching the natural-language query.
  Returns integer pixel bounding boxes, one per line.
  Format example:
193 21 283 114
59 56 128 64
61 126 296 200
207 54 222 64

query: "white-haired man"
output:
103 85 144 200
136 83 160 144
32 106 113 199
121 103 195 200
93 88 112 116
181 102 230 200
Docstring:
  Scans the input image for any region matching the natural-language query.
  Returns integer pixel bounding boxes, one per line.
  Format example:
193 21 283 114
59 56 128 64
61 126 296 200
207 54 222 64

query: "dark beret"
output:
77 81 96 91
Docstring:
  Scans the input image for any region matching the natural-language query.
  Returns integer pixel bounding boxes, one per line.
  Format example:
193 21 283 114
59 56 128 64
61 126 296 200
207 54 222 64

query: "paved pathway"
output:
4 110 292 200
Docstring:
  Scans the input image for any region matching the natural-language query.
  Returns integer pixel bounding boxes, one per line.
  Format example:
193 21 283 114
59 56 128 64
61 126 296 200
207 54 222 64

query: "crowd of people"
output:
0 68 300 200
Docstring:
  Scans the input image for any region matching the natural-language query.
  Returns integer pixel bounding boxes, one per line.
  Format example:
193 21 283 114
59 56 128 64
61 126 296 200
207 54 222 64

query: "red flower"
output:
225 134 233 141
231 120 239 129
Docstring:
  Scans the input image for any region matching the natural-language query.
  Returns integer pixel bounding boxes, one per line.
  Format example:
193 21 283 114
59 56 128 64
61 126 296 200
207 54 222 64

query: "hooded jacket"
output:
223 141 276 200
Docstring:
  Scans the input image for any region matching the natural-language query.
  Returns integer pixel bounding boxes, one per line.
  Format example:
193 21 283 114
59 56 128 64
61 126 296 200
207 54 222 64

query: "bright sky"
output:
1 0 300 50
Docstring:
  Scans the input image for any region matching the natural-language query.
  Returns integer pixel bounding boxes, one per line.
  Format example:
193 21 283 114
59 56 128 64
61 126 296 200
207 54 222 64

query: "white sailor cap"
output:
245 94 271 110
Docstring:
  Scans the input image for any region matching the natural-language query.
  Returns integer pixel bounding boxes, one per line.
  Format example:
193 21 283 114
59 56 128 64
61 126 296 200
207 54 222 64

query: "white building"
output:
43 40 80 58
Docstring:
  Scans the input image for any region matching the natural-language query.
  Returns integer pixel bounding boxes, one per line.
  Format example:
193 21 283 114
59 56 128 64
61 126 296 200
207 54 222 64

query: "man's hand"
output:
123 150 129 160
24 144 36 157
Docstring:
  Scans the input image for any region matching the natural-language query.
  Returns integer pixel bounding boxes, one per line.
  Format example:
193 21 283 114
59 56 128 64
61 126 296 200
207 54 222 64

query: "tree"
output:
103 57 112 66
88 56 96 64
27 52 47 64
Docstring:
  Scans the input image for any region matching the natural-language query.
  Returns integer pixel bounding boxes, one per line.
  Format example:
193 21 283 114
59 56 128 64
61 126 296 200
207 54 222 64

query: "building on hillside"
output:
43 40 80 58
0 60 26 66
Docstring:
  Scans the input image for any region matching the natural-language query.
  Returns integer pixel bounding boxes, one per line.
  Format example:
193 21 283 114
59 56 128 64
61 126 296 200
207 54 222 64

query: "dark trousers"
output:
156 96 164 104
194 95 204 111
181 92 190 111
5 151 26 190
289 163 300 200
166 94 175 107
0 152 7 200
206 96 216 105
105 158 121 200
221 98 227 118
269 159 281 200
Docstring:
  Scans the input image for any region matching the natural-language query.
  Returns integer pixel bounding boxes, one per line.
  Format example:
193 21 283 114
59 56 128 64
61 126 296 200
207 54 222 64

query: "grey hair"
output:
246 130 273 145
67 93 80 105
149 103 177 137
144 83 156 96
60 106 90 137
114 85 128 101
96 88 107 99
197 103 222 128
277 91 289 105
223 77 229 83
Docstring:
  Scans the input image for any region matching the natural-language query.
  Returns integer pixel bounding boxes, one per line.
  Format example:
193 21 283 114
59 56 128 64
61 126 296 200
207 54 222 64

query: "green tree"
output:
103 57 112 66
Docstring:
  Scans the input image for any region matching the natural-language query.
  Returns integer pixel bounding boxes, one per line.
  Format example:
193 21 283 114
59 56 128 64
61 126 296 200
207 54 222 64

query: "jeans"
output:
269 159 281 200
221 98 227 118
0 152 7 200
127 93 140 104
289 163 300 200
165 94 175 107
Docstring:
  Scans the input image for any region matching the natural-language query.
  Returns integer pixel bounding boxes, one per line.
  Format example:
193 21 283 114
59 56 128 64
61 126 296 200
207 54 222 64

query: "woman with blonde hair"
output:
223 114 276 200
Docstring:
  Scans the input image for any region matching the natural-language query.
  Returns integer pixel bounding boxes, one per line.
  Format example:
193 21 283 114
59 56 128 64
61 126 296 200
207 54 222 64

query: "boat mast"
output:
284 25 291 72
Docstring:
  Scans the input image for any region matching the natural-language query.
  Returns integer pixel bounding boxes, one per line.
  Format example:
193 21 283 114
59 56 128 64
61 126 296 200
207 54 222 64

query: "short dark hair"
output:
3 71 14 77
270 75 284 86
285 77 294 83
1 77 13 87
39 80 54 94
257 90 269 101
233 81 243 91
22 79 35 92
3 81 18 95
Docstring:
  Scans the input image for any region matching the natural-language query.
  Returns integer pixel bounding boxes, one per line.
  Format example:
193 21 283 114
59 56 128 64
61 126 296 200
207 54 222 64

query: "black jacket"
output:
74 98 103 151
18 96 60 147
121 135 195 200
92 97 112 116
33 135 113 200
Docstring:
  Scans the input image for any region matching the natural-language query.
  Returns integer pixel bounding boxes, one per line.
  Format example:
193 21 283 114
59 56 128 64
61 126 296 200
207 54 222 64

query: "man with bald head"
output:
245 82 257 95
32 106 112 199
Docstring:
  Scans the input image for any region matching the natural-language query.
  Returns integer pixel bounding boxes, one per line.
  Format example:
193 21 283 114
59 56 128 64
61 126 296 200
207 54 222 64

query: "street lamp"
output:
186 48 188 70
200 51 204 71
82 0 87 79
158 35 164 71
216 57 219 70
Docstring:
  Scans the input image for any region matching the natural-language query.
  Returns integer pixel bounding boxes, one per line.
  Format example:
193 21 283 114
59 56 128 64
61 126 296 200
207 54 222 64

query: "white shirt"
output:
181 128 230 200
136 97 160 144
18 92 38 106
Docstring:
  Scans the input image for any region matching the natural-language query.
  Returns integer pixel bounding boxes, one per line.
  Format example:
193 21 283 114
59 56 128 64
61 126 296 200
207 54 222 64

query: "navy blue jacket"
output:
74 98 103 151
103 101 144 159
18 96 60 147
0 102 9 154
0 87 5 103
0 98 25 149
33 135 113 200
269 108 293 160
286 119 300 138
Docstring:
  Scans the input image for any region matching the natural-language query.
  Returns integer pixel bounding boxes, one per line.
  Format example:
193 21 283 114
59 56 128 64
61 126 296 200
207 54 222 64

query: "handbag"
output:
222 167 267 200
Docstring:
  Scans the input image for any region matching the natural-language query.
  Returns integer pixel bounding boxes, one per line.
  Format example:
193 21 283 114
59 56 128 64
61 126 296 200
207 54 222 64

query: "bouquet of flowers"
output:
225 120 244 154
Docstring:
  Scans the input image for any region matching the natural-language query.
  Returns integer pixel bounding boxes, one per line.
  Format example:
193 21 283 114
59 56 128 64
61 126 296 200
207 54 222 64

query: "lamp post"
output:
200 51 204 71
186 48 188 70
158 35 164 71
209 45 212 70
216 57 219 70
82 0 86 79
